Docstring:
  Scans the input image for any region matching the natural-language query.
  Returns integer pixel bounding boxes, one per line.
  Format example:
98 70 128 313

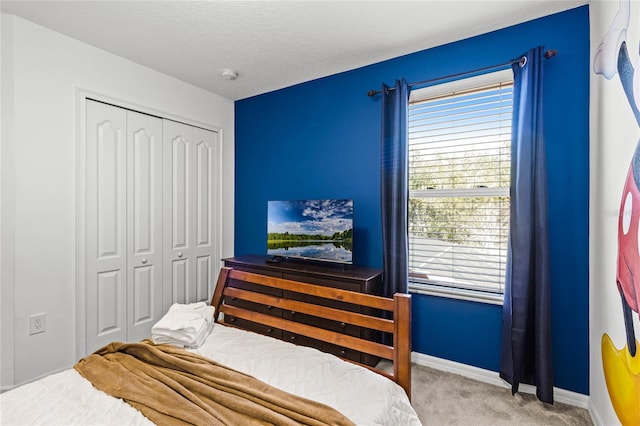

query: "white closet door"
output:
86 101 163 352
86 100 128 352
83 100 219 355
126 111 163 343
193 128 218 303
163 121 218 310
163 120 193 309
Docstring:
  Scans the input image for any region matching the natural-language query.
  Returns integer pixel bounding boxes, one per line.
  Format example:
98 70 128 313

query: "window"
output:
408 69 513 303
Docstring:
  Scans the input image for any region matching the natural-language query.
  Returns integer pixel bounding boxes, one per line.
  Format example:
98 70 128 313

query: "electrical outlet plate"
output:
29 313 46 335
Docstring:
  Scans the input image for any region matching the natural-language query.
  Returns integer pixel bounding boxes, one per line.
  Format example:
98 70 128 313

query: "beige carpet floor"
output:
409 363 593 425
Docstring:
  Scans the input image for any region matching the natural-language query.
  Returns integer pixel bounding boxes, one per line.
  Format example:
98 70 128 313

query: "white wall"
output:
0 14 235 388
1 12 16 388
589 1 640 424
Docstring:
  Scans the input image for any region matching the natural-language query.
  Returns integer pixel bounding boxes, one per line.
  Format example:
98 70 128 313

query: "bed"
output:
1 267 420 425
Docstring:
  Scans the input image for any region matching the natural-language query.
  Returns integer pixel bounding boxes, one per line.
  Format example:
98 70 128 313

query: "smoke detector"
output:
220 69 239 81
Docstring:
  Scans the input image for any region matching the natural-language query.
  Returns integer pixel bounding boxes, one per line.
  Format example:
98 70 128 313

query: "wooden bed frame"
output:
210 266 412 399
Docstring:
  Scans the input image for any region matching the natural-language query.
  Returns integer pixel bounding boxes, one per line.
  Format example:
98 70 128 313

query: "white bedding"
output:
1 323 421 426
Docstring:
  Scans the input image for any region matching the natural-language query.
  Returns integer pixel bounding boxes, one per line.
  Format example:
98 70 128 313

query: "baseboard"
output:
411 352 590 409
0 365 71 394
587 397 605 426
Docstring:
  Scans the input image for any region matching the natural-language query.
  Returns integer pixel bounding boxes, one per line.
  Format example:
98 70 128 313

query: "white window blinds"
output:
408 70 513 294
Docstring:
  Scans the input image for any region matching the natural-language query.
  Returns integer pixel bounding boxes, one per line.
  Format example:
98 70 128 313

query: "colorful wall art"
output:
594 0 640 423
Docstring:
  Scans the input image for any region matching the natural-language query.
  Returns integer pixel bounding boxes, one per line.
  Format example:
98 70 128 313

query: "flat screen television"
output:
267 199 353 264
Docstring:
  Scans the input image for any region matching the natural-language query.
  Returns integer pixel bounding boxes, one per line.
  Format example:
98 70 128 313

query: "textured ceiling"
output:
1 1 586 101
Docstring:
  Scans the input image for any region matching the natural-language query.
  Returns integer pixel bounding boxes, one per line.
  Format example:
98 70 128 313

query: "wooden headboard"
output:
210 266 412 399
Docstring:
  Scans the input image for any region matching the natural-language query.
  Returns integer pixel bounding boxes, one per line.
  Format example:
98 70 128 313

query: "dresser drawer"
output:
225 295 282 316
282 332 361 363
224 316 282 339
282 272 361 292
282 309 360 337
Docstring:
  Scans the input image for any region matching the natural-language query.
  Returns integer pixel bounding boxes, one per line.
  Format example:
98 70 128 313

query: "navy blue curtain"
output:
380 79 410 297
499 46 553 403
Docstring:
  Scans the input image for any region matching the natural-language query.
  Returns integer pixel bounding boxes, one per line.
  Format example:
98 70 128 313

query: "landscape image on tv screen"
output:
267 199 353 263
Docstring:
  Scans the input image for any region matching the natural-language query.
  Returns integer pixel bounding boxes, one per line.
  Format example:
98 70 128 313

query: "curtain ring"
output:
518 56 527 68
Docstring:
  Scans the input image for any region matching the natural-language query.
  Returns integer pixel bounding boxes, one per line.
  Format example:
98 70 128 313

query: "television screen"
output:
267 199 353 264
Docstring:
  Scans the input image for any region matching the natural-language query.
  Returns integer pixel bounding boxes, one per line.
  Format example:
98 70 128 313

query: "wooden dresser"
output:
221 255 383 365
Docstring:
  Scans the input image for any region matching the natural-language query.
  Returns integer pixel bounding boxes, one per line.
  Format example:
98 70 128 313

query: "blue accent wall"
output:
235 6 590 394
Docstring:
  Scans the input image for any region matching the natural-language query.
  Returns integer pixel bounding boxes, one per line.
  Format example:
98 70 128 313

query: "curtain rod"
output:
367 49 558 97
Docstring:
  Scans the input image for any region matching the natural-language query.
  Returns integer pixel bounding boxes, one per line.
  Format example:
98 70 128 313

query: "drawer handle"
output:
267 328 273 333
290 311 296 316
290 336 296 342
340 322 346 328
231 297 236 301
229 317 236 323
340 350 346 356
267 305 273 310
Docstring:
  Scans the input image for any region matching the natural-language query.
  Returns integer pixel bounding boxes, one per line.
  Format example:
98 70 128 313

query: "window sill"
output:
408 282 504 306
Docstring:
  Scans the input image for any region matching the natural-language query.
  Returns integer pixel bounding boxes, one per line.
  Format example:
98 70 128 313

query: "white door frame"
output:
75 89 223 359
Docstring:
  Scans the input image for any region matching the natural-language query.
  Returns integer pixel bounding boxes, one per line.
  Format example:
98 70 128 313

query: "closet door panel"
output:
196 255 210 302
86 100 127 352
96 126 121 259
196 140 211 247
132 131 152 254
95 118 124 261
192 128 218 303
96 270 122 335
172 137 189 249
163 121 195 309
126 111 163 343
163 123 218 306
132 265 153 323
172 259 189 305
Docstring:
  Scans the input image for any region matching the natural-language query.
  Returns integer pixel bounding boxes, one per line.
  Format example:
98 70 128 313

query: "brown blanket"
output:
74 340 355 426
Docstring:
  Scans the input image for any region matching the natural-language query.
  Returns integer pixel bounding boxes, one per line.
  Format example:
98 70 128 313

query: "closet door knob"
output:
177 252 184 258
141 258 148 264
